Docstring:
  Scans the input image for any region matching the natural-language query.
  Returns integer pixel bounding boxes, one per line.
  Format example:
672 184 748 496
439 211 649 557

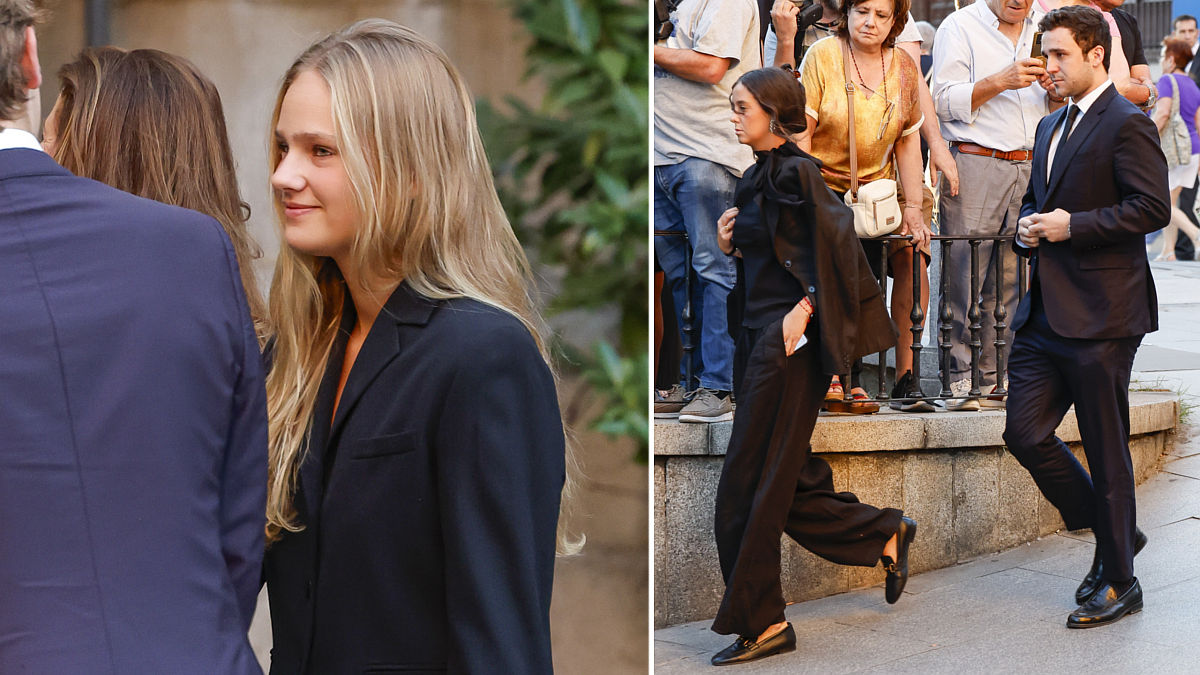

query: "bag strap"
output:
1170 74 1182 118
842 38 859 199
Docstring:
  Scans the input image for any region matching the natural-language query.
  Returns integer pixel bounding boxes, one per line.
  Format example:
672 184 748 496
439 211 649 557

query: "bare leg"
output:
1158 187 1184 260
890 247 929 377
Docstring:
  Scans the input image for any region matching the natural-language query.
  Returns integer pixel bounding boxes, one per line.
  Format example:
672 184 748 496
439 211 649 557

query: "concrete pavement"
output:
654 261 1200 673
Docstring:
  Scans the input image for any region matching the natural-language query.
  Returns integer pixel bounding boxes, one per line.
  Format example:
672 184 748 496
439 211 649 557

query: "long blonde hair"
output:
265 20 578 551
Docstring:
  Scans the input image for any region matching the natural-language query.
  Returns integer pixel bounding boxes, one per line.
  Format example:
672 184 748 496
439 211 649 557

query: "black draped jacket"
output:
731 141 896 375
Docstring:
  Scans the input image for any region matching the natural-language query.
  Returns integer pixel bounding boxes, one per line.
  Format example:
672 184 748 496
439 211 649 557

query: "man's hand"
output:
1020 208 1072 244
992 58 1046 91
771 0 800 45
928 143 959 196
717 207 738 255
1017 216 1041 247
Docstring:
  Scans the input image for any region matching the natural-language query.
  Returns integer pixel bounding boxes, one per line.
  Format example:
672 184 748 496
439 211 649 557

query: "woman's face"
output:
848 0 896 51
41 95 62 157
270 69 359 263
729 83 775 151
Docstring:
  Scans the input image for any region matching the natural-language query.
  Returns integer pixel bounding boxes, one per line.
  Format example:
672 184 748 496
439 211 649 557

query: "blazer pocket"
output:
1078 252 1136 270
349 430 419 459
363 666 446 673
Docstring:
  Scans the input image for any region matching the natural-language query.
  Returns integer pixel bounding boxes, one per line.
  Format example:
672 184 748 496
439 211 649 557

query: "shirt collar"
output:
1069 78 1112 115
0 127 44 152
979 0 1038 29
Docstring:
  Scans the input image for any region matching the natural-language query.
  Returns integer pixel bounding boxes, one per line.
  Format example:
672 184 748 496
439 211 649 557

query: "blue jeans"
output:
654 158 737 392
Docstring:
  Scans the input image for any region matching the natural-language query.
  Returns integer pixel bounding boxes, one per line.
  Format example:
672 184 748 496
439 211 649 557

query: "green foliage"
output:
479 0 648 460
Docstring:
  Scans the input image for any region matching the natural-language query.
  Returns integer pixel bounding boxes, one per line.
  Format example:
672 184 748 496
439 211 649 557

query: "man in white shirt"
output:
931 0 1061 410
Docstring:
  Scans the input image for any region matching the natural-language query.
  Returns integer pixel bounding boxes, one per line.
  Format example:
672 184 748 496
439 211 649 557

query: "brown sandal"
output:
825 387 880 415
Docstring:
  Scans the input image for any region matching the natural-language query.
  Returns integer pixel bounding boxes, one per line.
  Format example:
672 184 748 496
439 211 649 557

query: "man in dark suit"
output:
1005 5 1169 629
0 5 267 672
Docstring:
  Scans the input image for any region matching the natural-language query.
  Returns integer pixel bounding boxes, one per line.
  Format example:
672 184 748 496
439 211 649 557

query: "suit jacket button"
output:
784 260 792 268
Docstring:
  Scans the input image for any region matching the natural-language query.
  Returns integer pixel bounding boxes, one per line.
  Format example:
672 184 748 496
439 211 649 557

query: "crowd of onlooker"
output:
654 0 1197 422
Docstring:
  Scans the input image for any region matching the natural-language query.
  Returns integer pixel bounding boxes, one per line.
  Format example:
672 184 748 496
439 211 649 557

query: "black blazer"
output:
1014 84 1170 339
735 142 896 375
264 283 564 674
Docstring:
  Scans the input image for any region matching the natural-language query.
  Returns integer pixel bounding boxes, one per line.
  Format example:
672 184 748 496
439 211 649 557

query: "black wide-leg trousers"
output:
1003 300 1142 584
712 318 902 637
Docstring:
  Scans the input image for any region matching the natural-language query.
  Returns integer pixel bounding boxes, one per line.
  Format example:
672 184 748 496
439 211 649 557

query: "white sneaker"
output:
944 378 980 411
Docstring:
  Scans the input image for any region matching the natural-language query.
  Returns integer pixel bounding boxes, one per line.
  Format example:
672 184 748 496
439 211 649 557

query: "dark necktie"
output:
1056 104 1080 157
1049 104 1079 182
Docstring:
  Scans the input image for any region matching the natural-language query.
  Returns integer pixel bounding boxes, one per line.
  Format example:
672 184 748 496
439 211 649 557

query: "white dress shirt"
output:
0 127 43 152
1046 79 1112 180
1016 78 1112 247
931 0 1049 151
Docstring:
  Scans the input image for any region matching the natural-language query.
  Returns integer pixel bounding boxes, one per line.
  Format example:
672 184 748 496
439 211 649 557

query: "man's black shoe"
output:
883 516 917 604
1075 528 1148 604
1067 578 1143 628
888 371 935 412
710 623 796 666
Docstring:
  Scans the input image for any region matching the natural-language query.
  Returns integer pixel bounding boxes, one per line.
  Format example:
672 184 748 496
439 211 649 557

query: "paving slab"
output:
655 261 1200 673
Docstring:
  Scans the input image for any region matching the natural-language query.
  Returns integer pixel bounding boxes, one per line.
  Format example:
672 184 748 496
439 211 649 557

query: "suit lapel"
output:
326 282 438 448
1047 86 1117 200
297 297 354 522
1033 107 1061 210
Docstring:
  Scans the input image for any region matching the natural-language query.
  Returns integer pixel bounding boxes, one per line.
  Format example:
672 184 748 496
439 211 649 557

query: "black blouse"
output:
733 145 815 329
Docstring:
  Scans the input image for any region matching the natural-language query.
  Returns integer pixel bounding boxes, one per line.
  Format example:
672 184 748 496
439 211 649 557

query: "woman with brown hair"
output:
710 66 916 667
42 47 268 339
797 0 932 412
1150 36 1200 259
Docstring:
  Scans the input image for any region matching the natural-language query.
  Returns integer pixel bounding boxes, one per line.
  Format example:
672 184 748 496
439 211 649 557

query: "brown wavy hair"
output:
836 0 911 49
49 47 268 340
1163 35 1193 72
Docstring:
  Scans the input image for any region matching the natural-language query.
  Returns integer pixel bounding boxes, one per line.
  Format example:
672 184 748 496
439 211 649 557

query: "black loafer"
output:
1067 578 1143 628
883 516 917 604
1075 528 1148 604
711 623 796 666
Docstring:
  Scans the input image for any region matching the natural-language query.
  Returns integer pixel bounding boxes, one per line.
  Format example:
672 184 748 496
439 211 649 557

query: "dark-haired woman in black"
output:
710 67 917 667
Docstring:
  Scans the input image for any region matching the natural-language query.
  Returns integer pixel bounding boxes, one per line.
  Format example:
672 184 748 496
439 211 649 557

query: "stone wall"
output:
653 392 1178 628
34 0 538 287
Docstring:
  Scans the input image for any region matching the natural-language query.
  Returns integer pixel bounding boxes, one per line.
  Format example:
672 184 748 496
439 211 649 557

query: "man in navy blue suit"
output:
0 3 267 672
1005 5 1169 630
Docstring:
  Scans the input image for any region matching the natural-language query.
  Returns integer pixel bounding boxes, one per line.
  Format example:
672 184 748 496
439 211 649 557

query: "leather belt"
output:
951 142 1032 162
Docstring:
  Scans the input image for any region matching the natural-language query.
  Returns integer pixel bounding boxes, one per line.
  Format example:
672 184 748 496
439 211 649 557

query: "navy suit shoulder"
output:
0 150 266 674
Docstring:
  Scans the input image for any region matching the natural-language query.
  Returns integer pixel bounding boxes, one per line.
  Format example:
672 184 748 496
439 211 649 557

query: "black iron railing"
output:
850 234 1025 407
656 229 1027 408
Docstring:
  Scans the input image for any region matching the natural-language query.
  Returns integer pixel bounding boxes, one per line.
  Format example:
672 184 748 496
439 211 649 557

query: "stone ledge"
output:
652 392 1179 628
654 391 1178 456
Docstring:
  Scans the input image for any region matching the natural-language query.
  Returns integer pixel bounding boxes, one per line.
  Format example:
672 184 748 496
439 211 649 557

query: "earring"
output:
769 119 782 136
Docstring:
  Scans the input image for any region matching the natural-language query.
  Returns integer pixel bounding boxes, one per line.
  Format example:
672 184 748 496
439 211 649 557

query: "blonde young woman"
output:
261 20 567 674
